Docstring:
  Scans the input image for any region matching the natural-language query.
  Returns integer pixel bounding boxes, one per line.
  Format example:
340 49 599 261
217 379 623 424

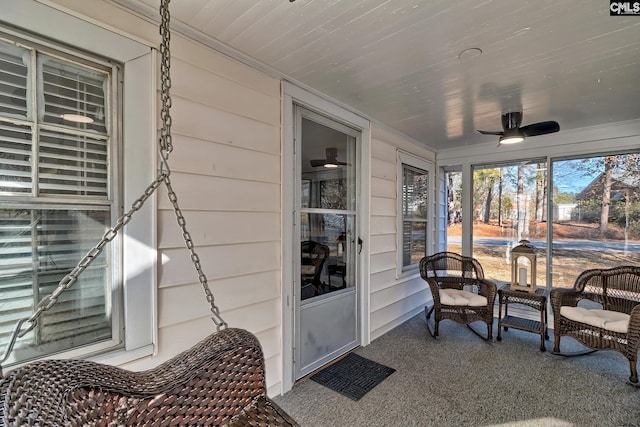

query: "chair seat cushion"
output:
440 288 487 307
301 265 315 275
560 306 629 333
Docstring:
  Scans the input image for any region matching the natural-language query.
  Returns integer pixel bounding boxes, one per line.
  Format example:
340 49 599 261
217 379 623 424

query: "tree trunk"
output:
484 184 493 224
517 165 526 240
447 174 454 226
600 156 614 234
535 164 545 222
498 171 503 226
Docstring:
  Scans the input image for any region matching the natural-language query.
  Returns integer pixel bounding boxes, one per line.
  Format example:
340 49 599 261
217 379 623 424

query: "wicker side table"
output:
497 285 549 351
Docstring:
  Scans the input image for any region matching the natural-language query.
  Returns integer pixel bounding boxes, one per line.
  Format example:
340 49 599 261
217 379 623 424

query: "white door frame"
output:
282 82 371 393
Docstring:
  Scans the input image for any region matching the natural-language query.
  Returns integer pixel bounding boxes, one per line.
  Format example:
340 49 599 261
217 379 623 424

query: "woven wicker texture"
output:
551 266 640 384
0 328 298 426
420 252 497 340
225 395 297 427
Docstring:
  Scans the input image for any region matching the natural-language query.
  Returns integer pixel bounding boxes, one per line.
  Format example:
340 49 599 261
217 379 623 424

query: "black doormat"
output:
310 353 395 401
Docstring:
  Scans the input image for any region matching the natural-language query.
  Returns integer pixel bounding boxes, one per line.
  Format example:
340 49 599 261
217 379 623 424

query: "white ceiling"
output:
115 0 640 152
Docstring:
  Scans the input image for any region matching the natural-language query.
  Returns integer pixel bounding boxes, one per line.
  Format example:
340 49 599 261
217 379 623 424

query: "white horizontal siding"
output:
370 233 396 254
171 35 279 99
369 269 397 293
370 294 426 340
158 270 280 327
370 251 397 275
370 196 396 216
370 176 396 198
370 215 396 235
370 278 425 313
371 157 396 180
158 211 279 248
368 123 435 340
171 96 280 153
170 58 279 125
168 135 280 183
159 242 280 287
157 174 280 212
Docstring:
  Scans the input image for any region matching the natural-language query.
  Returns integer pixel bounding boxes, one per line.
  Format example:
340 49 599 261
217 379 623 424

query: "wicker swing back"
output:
0 328 296 426
0 1 297 425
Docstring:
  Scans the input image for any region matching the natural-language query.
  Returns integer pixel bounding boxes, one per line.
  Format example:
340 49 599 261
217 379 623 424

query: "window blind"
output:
39 130 108 197
40 55 107 133
0 41 28 119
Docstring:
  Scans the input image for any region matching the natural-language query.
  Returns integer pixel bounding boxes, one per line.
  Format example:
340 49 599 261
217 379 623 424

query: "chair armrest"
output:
424 277 442 305
550 288 582 332
550 288 582 312
477 278 497 306
627 304 640 354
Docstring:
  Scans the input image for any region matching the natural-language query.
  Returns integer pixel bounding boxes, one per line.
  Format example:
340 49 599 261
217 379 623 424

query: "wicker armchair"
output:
551 266 640 385
0 328 298 426
419 252 497 341
301 240 330 297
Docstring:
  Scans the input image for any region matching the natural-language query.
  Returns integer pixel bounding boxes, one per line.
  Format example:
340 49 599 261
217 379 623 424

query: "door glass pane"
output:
301 118 355 211
551 154 639 288
472 162 548 286
299 116 356 301
300 213 355 300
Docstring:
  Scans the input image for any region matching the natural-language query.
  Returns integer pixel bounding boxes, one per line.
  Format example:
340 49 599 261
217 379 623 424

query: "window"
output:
471 161 548 286
551 153 639 287
0 32 121 365
399 152 433 271
455 152 639 289
445 170 462 253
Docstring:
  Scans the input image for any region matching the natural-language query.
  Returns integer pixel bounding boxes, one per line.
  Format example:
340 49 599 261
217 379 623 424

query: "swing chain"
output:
159 0 172 157
159 0 227 330
0 0 226 375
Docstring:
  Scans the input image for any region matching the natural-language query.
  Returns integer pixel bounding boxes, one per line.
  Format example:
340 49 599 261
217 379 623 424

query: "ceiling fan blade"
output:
310 159 326 167
520 121 560 137
477 130 504 136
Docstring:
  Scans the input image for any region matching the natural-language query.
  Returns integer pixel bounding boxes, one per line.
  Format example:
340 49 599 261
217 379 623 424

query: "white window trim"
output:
2 0 156 367
397 150 434 276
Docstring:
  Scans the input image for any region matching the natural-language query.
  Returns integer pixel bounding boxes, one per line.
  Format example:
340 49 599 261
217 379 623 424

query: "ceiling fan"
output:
310 147 349 168
477 111 560 145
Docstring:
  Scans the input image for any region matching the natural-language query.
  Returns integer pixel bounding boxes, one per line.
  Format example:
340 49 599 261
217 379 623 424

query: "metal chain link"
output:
0 0 226 375
158 0 226 330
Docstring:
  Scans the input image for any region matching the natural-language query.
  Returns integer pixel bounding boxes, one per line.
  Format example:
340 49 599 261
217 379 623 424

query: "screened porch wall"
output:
42 0 284 396
369 125 436 340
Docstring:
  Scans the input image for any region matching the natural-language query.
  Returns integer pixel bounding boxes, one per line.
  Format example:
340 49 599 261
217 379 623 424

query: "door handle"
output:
357 237 363 254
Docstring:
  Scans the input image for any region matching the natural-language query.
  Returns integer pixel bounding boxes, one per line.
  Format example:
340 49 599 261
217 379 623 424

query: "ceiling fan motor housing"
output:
502 111 523 130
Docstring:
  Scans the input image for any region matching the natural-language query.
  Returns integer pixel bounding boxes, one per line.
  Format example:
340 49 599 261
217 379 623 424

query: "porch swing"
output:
0 1 298 425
